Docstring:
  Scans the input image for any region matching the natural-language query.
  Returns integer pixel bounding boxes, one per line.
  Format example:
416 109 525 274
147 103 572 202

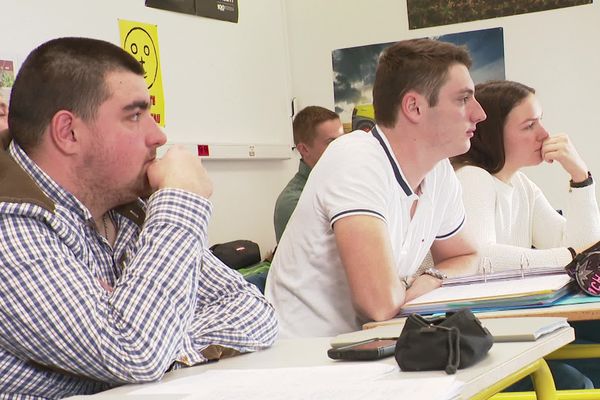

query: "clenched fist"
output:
147 145 213 198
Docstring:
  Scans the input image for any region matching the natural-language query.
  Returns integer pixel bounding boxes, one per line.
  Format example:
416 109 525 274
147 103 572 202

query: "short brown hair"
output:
451 80 535 173
292 106 339 146
373 38 472 128
9 37 144 152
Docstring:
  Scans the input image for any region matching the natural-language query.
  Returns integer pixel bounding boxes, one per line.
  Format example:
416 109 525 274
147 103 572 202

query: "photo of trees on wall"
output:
407 0 592 30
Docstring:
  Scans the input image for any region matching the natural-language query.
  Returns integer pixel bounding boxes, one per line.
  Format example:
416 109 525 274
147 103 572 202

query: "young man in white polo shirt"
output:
265 38 487 338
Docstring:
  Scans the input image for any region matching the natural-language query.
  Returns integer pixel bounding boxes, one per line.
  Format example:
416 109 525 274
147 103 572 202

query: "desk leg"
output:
479 359 557 400
530 359 557 400
488 345 600 400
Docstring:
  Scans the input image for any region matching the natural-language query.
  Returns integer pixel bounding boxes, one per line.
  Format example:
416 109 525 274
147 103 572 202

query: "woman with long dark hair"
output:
452 80 600 272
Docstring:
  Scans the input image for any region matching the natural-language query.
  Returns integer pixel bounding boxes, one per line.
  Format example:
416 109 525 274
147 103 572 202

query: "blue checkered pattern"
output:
0 143 278 399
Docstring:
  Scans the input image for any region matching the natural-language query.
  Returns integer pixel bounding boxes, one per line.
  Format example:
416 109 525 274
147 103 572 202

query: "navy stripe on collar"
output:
371 126 412 196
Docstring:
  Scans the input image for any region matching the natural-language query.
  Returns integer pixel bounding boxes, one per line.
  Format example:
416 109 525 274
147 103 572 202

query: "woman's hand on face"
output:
541 134 589 182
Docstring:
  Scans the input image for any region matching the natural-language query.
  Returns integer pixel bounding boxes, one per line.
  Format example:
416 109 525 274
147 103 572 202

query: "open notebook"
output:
330 317 569 348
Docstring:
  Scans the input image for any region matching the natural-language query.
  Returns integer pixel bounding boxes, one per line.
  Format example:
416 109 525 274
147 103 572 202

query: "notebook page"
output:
406 274 572 306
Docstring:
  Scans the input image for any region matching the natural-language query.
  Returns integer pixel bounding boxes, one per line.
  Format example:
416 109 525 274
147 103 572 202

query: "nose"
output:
471 98 487 123
537 122 550 141
154 127 167 147
146 117 167 147
155 128 167 147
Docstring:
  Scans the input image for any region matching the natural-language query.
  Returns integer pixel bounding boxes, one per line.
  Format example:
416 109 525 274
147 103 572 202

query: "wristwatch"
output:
401 277 412 290
570 171 593 188
421 267 447 281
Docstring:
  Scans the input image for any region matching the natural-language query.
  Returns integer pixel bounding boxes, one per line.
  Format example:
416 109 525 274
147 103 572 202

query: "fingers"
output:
542 134 588 181
541 135 567 156
147 145 213 198
541 135 568 165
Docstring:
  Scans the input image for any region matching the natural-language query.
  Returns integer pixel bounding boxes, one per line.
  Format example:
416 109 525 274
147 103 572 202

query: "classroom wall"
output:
1 0 299 256
284 0 600 216
203 158 297 255
4 1 600 257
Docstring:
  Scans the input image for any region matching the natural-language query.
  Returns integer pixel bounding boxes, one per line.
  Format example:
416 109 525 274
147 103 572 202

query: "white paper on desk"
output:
131 364 462 400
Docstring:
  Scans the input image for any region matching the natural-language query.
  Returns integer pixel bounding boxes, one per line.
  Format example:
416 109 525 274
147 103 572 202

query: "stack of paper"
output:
131 364 463 400
333 317 569 347
483 317 570 342
400 274 573 316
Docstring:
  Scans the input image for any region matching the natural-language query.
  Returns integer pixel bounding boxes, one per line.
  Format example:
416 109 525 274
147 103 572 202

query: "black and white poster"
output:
145 0 238 23
145 0 196 16
196 0 238 23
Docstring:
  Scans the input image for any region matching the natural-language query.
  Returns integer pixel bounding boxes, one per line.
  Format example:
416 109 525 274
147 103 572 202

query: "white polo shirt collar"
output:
371 125 422 204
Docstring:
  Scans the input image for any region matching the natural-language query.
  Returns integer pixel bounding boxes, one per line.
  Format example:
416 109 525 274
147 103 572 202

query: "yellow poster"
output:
118 19 165 127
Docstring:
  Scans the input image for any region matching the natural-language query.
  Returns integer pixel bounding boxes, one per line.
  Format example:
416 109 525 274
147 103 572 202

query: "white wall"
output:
284 0 600 213
204 157 298 254
4 1 600 256
1 0 299 256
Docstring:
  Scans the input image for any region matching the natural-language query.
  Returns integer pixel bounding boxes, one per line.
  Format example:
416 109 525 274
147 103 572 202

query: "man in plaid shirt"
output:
0 37 278 399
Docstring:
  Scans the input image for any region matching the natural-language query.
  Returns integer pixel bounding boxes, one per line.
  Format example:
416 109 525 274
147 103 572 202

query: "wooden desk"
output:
363 298 600 331
472 301 600 322
68 327 574 400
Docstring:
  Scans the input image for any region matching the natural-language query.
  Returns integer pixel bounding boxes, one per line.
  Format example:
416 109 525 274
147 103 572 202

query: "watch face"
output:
575 250 600 296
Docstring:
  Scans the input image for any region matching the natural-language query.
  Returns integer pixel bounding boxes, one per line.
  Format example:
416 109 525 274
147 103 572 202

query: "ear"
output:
400 91 424 124
48 110 80 155
296 142 310 160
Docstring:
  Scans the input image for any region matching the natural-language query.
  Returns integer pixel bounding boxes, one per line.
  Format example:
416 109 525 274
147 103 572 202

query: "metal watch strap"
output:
421 267 447 280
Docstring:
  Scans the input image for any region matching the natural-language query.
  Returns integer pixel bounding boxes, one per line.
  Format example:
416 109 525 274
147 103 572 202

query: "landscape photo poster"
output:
0 58 15 101
0 53 23 101
332 27 505 133
407 0 592 30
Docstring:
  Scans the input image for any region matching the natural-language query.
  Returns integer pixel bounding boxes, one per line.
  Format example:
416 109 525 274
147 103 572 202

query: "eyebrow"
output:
520 117 539 124
123 100 150 112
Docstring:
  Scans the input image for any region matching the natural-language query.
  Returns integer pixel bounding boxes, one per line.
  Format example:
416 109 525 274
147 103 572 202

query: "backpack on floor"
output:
210 240 261 270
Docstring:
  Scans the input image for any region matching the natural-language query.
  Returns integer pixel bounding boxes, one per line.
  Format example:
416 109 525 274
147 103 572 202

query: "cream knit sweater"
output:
456 165 600 272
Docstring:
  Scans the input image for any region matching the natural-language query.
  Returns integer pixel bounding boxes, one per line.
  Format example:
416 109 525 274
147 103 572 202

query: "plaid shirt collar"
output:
8 141 145 226
9 141 93 221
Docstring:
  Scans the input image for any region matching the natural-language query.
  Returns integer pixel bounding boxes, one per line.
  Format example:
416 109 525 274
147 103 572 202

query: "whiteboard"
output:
1 0 293 157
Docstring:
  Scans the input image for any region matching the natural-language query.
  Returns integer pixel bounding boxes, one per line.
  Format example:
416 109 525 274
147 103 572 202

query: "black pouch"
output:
565 240 600 296
395 309 493 374
210 240 260 270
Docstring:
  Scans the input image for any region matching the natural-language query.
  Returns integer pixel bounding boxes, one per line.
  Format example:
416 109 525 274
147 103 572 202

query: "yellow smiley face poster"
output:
119 19 165 127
